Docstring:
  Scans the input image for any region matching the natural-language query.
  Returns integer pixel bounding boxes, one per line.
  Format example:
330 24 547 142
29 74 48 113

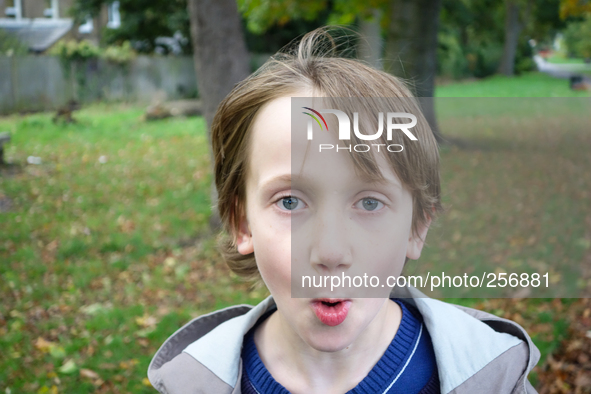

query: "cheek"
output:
251 216 292 292
256 245 292 296
365 211 412 250
359 212 412 276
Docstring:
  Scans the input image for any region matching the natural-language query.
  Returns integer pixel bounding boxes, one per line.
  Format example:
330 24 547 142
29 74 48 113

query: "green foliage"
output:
563 15 591 59
70 0 191 53
102 41 136 64
0 29 28 56
439 0 560 79
238 0 387 35
514 38 536 74
239 0 559 78
50 39 136 71
438 28 469 79
238 0 329 34
325 0 387 26
530 0 566 40
50 40 101 64
438 0 505 79
438 30 505 79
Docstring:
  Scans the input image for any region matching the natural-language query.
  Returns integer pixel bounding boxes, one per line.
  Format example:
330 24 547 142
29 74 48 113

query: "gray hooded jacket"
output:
148 290 540 394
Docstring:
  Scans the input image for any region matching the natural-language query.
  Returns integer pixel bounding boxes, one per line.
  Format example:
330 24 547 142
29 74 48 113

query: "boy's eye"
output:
280 196 300 211
357 198 383 211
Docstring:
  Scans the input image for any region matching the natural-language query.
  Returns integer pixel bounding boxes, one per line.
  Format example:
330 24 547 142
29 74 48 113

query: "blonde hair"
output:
211 27 443 281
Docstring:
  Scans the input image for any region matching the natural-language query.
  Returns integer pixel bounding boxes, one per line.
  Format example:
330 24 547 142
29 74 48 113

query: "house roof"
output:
0 18 73 52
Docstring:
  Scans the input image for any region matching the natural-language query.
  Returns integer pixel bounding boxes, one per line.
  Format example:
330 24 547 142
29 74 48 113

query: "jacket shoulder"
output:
148 304 253 394
150 352 236 394
447 303 541 394
449 340 534 394
407 295 540 394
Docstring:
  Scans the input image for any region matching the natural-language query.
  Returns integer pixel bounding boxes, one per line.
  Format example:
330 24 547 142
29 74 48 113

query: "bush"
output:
0 29 29 56
469 43 503 79
437 26 506 79
563 16 591 60
102 41 136 65
438 29 470 79
50 40 136 65
514 37 536 75
50 39 101 62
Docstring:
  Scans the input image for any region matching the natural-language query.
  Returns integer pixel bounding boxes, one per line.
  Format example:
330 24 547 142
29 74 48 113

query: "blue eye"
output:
281 196 300 210
359 198 382 211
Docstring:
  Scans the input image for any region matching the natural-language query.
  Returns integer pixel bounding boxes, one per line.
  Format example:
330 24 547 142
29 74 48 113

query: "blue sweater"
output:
241 299 440 394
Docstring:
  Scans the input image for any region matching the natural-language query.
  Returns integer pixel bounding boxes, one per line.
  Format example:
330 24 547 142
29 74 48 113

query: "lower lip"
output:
311 300 352 326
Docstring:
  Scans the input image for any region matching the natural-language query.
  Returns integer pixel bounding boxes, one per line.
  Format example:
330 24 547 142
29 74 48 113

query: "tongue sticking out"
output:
312 300 352 326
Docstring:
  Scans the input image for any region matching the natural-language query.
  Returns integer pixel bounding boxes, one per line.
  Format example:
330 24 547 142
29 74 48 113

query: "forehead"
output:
247 95 406 193
248 96 293 185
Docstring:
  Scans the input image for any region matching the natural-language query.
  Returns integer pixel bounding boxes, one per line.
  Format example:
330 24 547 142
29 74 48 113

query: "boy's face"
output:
236 94 429 352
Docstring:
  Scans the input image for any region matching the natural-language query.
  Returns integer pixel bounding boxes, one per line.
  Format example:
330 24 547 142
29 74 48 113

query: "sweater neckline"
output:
241 299 422 394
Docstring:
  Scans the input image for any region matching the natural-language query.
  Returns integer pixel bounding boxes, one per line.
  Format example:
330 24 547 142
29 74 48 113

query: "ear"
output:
235 213 254 255
406 215 432 261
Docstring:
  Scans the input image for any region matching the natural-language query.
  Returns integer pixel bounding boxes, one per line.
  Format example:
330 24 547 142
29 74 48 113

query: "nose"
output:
309 205 353 274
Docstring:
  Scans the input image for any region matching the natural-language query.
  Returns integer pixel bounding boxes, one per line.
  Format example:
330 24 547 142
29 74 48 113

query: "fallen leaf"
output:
119 359 139 370
135 314 158 328
58 359 77 374
34 337 55 353
80 368 100 380
49 345 66 360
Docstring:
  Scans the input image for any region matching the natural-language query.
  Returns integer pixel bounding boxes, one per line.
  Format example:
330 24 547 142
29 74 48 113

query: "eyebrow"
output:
368 174 404 190
260 174 293 191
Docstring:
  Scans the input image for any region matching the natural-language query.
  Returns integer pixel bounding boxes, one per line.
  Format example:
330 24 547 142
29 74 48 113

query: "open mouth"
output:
311 299 352 326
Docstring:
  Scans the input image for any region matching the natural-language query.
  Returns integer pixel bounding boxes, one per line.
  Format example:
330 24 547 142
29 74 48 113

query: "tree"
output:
187 0 250 133
187 0 251 228
383 0 443 142
497 0 523 76
357 9 384 69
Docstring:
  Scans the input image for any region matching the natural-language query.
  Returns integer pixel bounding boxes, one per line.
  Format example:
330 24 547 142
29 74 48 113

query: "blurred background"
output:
1 0 590 393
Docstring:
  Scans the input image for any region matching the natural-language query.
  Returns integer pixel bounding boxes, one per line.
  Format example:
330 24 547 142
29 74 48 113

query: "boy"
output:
148 28 540 393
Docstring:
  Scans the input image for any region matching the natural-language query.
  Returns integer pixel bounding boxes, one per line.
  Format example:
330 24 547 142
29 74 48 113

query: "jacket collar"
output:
152 289 536 394
183 297 275 388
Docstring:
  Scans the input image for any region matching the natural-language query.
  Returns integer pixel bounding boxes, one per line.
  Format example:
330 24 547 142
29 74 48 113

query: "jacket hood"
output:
148 287 540 394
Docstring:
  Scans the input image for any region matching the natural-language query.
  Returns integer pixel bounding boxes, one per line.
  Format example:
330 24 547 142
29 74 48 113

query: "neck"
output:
254 299 401 394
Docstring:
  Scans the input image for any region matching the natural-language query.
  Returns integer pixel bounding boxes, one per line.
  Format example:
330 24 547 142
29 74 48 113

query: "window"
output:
78 17 94 34
107 1 121 29
5 0 22 20
43 0 59 19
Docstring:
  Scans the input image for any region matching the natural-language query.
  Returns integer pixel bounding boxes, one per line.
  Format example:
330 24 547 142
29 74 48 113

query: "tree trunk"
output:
187 0 250 229
383 0 443 143
497 0 522 76
358 9 383 70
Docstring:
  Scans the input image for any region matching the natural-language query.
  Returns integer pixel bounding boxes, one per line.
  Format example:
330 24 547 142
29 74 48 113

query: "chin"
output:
301 326 358 353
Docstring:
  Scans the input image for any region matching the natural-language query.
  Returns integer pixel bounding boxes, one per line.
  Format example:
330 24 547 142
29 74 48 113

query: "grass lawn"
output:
545 55 587 65
0 106 266 393
1 73 590 392
436 71 591 97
